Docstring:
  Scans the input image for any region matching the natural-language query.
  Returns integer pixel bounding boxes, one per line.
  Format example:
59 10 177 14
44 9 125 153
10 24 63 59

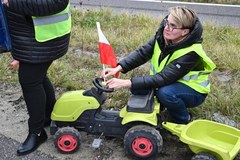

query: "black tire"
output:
191 152 218 160
124 125 163 160
54 127 81 154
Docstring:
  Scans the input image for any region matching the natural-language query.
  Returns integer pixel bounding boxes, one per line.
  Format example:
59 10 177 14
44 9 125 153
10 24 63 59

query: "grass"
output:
0 8 239 126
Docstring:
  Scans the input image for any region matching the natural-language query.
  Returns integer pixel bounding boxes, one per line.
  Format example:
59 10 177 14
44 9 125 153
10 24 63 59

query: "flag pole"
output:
102 64 106 82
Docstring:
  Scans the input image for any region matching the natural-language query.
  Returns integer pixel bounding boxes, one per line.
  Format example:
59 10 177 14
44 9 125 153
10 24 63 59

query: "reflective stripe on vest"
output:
182 72 207 81
32 3 71 42
182 72 210 87
150 41 216 94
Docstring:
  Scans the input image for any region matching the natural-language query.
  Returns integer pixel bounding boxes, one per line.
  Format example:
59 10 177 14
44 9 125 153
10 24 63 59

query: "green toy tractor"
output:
50 77 163 160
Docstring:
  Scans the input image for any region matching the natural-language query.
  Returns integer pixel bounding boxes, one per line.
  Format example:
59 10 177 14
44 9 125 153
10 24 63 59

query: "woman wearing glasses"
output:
101 6 216 124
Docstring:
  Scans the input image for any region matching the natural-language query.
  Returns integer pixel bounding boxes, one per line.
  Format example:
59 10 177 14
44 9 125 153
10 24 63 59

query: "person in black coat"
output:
2 0 71 155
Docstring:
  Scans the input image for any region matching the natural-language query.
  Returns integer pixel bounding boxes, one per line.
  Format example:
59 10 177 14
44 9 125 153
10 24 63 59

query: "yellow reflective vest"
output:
32 3 71 42
150 41 216 94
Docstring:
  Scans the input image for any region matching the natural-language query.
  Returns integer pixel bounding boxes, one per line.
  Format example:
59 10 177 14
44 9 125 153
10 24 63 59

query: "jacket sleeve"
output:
131 51 201 90
7 0 69 16
118 37 155 73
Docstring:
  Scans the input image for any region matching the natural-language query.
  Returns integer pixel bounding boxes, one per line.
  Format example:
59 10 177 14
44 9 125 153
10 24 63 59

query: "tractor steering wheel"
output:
92 78 114 93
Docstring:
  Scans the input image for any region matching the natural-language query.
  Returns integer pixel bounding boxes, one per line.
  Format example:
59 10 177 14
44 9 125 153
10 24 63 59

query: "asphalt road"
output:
72 0 240 28
0 134 54 160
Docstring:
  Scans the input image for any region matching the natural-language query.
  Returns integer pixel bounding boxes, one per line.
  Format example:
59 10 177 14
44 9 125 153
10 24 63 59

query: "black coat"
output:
118 17 204 90
4 0 70 63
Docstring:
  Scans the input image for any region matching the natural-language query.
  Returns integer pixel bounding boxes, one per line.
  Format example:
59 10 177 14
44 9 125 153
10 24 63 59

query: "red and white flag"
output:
96 22 119 78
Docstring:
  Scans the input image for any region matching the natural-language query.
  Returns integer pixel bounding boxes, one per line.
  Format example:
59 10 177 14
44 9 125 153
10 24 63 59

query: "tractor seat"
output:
127 90 154 113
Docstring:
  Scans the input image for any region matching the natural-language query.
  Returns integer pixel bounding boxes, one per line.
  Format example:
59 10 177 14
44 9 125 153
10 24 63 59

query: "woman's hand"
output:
101 65 122 78
106 78 131 89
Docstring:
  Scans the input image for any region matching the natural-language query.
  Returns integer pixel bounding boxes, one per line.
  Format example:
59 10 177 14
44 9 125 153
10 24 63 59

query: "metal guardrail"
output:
70 0 240 27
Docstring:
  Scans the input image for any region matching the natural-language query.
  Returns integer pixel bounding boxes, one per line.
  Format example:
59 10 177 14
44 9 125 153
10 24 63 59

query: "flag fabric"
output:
96 22 119 78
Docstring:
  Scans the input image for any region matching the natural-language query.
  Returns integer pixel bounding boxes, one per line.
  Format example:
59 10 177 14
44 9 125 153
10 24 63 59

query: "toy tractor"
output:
50 77 163 160
50 77 240 160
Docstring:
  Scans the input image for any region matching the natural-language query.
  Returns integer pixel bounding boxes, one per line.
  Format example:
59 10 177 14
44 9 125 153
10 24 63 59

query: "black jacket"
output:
4 0 70 63
118 17 204 90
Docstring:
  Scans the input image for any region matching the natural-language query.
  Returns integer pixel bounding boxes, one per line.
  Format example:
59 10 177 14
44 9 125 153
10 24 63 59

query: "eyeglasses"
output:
163 19 190 31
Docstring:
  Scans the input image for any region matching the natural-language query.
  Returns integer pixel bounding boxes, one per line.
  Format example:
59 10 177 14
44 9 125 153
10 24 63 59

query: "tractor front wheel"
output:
124 125 163 160
54 127 80 154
